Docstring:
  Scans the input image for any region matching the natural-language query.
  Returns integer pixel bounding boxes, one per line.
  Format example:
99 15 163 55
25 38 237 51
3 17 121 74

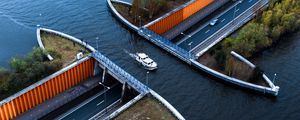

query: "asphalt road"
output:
57 84 122 120
178 0 258 51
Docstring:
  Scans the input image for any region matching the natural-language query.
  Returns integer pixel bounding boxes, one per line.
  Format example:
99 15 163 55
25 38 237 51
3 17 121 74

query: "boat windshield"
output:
141 57 148 60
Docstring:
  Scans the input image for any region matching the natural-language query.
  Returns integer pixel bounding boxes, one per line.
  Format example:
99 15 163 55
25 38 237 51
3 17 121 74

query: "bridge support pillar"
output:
102 67 107 83
121 82 127 103
94 62 101 76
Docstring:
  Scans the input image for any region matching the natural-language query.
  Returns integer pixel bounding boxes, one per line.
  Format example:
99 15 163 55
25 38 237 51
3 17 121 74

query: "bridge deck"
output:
92 51 149 93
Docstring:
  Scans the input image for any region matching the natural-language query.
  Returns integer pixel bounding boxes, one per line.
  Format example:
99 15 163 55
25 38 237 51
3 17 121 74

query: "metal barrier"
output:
138 27 194 63
92 52 149 93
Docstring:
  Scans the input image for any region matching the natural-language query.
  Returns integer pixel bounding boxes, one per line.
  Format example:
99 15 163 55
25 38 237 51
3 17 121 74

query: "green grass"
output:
41 31 90 66
114 96 177 120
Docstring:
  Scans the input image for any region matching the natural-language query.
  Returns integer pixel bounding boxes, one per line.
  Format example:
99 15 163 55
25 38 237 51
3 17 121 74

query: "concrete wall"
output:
0 57 95 120
146 0 214 35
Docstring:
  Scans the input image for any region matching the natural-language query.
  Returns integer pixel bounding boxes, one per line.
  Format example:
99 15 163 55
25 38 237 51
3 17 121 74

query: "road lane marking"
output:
88 99 122 120
97 100 104 106
235 9 240 12
221 19 226 23
57 84 118 120
205 30 210 34
191 0 260 54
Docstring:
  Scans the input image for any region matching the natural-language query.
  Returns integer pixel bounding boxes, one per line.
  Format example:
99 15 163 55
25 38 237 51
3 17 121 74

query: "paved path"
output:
57 84 122 120
178 0 258 51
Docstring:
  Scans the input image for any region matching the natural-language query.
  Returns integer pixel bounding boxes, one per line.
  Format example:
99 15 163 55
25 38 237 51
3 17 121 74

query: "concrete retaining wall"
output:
191 59 279 96
107 0 139 31
37 27 96 62
231 51 279 91
104 93 147 119
149 90 185 120
103 90 185 120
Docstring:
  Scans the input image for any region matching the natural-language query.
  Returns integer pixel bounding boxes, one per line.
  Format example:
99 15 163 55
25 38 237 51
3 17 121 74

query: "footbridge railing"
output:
92 52 149 94
138 27 193 64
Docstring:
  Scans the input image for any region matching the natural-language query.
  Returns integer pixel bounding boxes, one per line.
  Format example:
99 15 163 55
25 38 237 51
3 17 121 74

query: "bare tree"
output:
147 0 158 19
131 0 141 22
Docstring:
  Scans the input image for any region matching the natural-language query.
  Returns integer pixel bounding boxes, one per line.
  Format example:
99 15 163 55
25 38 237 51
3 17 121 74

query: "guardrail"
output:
192 0 269 57
138 27 193 63
92 52 149 93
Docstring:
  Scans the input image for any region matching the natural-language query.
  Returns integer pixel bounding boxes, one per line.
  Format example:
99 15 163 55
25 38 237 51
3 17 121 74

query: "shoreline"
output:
248 29 300 60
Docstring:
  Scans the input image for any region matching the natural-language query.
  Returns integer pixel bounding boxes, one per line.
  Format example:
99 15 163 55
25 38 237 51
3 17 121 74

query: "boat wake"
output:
123 49 136 59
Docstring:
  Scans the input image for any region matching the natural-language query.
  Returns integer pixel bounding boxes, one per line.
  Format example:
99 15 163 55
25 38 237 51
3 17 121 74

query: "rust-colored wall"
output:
147 0 214 35
0 58 95 120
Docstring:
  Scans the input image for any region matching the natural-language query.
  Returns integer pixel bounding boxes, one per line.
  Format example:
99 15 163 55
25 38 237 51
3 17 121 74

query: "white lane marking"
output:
205 30 210 34
221 19 226 23
235 9 240 12
97 100 104 106
177 1 243 45
56 84 118 120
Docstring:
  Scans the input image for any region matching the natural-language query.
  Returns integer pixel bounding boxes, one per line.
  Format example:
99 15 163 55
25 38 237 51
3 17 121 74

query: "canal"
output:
0 0 299 119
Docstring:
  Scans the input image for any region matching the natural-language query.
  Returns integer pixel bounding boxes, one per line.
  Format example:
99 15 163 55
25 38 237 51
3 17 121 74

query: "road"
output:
57 84 122 120
177 0 258 51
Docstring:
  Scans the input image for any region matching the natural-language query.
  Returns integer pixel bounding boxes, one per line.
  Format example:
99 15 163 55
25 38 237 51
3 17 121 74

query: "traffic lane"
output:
178 6 236 50
178 0 257 50
178 0 258 50
60 84 122 120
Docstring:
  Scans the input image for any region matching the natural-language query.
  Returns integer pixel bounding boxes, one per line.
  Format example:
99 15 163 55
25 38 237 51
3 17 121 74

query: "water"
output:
0 0 299 119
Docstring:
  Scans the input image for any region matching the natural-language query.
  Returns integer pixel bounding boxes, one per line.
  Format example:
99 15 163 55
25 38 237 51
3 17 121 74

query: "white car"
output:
209 19 218 26
135 53 158 70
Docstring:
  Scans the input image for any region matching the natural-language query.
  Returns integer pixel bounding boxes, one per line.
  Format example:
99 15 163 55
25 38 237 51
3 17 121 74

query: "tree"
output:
262 10 273 28
147 0 158 19
281 13 297 32
0 69 10 93
270 25 283 41
131 0 142 22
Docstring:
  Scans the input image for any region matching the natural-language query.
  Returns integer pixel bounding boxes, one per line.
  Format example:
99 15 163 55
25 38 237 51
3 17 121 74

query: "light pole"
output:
273 73 277 84
233 0 242 20
180 32 185 36
146 71 149 87
138 16 142 27
99 82 110 110
96 37 99 51
181 32 191 39
188 42 193 59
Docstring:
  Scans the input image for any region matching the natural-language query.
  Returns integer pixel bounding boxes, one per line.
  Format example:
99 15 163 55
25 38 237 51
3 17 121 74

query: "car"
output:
209 19 218 26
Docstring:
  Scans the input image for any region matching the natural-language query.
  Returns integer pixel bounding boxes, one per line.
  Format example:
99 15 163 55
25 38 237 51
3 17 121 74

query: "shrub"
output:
0 48 63 100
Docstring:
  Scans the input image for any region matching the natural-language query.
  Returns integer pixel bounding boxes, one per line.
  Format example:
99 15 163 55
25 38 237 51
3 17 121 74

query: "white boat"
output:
135 53 158 70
